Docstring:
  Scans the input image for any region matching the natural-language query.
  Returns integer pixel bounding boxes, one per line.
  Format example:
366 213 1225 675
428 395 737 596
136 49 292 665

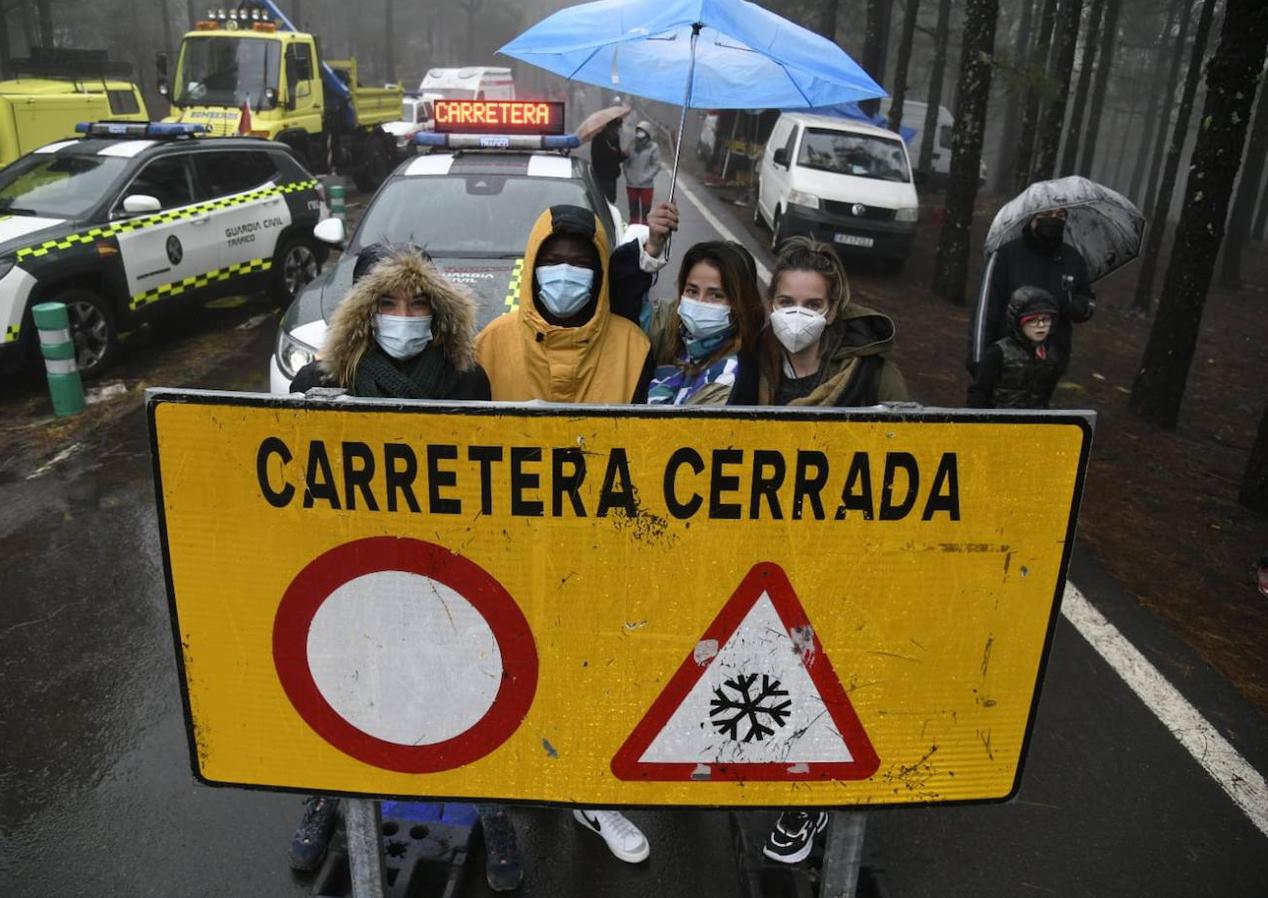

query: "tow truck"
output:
159 1 402 191
0 47 149 167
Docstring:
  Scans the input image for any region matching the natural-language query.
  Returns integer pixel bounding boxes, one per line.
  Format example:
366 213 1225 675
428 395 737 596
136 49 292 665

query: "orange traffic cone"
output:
237 98 252 136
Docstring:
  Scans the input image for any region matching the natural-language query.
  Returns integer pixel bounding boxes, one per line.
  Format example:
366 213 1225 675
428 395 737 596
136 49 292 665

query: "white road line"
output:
678 176 1268 837
25 442 84 480
674 178 773 284
1062 583 1268 838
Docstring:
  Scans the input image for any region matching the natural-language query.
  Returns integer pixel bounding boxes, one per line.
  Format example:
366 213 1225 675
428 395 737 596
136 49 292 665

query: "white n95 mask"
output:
770 306 827 354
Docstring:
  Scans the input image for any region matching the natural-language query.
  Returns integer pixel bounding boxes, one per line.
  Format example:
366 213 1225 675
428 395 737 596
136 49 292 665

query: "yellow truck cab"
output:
0 49 148 167
161 2 401 191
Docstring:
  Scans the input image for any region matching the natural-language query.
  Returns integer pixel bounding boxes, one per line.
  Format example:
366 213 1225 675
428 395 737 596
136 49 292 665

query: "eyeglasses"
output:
1022 316 1053 327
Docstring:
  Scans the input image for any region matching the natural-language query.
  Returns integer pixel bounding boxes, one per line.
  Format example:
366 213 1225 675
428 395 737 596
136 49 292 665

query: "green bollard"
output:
32 302 85 417
329 183 346 222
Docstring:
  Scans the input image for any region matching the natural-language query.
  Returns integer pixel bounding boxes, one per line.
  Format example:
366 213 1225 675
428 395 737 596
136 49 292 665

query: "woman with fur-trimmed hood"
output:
290 243 490 400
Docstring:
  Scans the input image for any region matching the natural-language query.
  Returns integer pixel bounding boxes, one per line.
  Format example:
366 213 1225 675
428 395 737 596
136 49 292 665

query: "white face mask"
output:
374 314 432 359
677 296 732 340
770 306 827 354
536 262 595 318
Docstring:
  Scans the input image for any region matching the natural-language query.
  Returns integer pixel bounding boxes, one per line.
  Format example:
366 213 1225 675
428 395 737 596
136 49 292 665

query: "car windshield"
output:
354 173 600 256
797 128 912 183
0 154 129 219
174 37 280 109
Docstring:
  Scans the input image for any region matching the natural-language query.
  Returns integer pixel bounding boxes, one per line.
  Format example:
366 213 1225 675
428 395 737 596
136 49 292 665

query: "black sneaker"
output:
289 795 340 872
761 810 828 864
480 806 523 892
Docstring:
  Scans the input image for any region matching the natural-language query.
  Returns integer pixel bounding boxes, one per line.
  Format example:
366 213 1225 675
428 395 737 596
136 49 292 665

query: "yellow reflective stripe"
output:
504 257 524 309
3 324 20 343
17 180 319 261
130 257 273 310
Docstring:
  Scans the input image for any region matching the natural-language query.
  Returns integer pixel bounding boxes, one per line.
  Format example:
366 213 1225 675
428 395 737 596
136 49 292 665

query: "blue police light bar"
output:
412 132 580 151
75 122 209 138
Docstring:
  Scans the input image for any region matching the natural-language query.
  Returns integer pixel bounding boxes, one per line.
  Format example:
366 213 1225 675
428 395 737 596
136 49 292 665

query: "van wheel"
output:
271 237 322 304
770 210 785 252
61 288 118 379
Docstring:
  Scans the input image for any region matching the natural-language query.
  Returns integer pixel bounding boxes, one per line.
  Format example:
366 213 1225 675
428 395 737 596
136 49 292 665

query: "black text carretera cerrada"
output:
255 439 961 523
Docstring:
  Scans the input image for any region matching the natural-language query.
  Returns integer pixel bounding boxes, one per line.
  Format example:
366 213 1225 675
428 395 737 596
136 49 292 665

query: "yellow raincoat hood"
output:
475 205 650 403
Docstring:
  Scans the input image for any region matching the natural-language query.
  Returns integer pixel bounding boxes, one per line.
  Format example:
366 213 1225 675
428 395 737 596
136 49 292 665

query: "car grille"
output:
822 200 896 221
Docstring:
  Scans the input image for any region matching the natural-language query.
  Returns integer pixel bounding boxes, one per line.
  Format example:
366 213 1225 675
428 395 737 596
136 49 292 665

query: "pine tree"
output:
1130 0 1268 428
1077 0 1121 175
1031 0 1084 181
932 0 1001 304
1058 0 1104 175
1219 70 1268 289
919 0 954 175
889 0 923 135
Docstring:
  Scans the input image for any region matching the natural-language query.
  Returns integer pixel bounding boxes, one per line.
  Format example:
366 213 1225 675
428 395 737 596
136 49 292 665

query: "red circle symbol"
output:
273 537 538 773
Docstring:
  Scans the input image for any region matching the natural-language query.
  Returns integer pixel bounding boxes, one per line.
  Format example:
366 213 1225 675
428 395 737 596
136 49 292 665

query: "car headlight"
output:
276 328 317 381
895 206 919 222
787 190 820 210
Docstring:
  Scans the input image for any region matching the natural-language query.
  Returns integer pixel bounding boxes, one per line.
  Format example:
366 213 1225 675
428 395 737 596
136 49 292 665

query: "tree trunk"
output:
1218 73 1268 288
292 0 302 28
384 0 395 83
1030 0 1084 182
820 0 839 43
994 0 1038 191
889 0 922 135
1138 0 1196 218
159 0 174 55
860 0 894 117
1132 0 1217 313
17 2 33 54
1241 403 1268 514
1128 0 1183 202
1014 0 1059 192
1129 0 1268 429
919 0 954 174
1110 101 1136 187
1076 0 1121 176
0 2 11 79
1058 0 1104 176
932 0 1000 305
186 1 197 29
35 0 51 47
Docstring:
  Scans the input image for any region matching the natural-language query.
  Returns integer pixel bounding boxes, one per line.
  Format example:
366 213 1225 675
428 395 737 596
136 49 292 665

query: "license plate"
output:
834 233 874 247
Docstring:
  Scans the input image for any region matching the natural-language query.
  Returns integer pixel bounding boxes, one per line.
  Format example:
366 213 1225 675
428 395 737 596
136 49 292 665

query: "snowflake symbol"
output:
708 673 792 743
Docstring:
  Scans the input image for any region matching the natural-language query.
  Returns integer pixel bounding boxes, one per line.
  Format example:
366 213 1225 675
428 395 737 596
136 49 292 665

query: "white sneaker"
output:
572 809 650 863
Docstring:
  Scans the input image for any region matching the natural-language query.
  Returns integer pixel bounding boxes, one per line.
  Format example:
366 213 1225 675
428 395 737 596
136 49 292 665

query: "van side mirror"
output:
156 52 169 79
158 80 170 98
773 148 788 168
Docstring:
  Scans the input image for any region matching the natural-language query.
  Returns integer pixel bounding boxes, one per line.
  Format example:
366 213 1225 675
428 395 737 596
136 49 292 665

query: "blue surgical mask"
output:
536 263 594 318
677 296 732 340
374 314 432 359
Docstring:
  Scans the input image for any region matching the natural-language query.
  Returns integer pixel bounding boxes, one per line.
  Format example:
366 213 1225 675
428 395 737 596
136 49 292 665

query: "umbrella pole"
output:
667 23 702 207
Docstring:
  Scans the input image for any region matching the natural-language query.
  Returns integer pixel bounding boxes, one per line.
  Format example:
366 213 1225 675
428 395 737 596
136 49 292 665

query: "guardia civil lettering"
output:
255 438 961 523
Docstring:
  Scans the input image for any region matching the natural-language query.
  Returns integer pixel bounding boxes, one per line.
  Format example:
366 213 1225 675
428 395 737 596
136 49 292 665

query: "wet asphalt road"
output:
2 171 1266 897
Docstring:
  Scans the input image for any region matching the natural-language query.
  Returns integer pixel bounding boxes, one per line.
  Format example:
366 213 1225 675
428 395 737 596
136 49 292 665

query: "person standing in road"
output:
967 207 1096 377
966 286 1063 408
591 117 626 205
756 237 908 410
285 242 489 875
643 241 764 406
623 121 663 225
472 203 679 880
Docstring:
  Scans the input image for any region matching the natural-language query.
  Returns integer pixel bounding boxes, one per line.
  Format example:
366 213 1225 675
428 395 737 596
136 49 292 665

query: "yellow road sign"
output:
148 390 1092 807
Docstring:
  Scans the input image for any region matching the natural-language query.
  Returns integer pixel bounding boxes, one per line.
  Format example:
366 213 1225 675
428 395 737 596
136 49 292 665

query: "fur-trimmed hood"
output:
320 247 478 388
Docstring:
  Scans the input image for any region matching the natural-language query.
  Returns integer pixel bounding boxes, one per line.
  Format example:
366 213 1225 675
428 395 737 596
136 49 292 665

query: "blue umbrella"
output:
500 0 886 202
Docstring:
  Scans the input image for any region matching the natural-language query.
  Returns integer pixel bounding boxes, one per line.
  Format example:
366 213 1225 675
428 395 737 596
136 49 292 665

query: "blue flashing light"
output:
412 132 448 147
75 122 209 138
543 134 581 150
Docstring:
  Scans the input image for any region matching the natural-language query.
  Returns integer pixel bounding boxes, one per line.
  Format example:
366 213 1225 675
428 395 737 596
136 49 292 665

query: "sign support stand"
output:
345 799 387 898
820 812 867 898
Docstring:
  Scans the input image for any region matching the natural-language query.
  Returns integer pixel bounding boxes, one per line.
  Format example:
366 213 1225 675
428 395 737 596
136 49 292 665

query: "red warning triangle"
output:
611 562 879 782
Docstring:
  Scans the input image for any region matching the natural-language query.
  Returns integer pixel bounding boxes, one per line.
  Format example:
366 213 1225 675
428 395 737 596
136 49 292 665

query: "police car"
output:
0 121 327 378
271 100 640 394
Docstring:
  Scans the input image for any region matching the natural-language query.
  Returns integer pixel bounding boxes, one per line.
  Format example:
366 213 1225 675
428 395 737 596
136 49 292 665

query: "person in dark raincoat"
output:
967 286 1062 408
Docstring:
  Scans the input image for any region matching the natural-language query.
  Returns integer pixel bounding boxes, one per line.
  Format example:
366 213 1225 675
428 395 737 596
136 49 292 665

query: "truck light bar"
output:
413 132 580 151
75 122 209 138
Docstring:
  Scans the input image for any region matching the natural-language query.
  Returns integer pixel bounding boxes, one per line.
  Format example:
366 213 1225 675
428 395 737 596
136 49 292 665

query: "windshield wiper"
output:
0 202 40 215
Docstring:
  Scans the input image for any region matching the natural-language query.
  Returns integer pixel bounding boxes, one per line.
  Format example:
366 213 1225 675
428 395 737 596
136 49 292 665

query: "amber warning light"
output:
433 100 565 135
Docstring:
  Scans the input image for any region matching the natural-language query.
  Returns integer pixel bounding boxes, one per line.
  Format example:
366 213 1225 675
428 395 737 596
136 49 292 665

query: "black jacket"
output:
967 230 1095 374
591 126 624 180
290 351 491 400
966 337 1061 408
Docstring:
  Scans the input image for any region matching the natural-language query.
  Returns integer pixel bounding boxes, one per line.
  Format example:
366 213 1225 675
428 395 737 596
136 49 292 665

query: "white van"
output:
878 98 987 186
418 67 515 101
756 113 919 270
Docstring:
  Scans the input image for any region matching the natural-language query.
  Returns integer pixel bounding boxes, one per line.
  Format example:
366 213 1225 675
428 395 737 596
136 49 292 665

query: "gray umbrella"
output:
984 176 1146 283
